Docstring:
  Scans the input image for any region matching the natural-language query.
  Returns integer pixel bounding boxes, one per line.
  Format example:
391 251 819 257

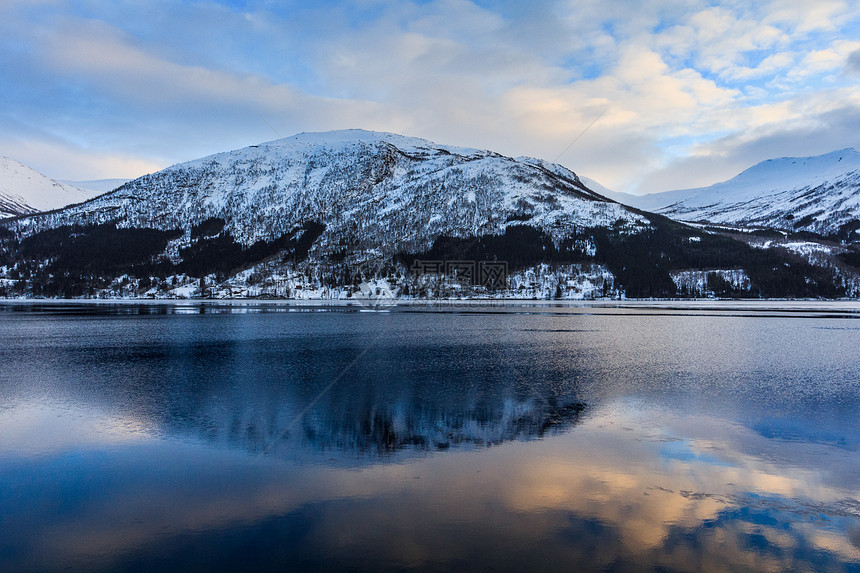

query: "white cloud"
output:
785 40 860 81
763 0 852 33
636 94 860 193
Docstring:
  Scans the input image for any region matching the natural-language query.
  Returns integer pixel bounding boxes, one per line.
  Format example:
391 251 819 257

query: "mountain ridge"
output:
11 129 646 254
609 148 860 235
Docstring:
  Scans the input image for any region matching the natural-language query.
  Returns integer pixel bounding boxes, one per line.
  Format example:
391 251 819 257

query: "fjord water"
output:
1 302 859 572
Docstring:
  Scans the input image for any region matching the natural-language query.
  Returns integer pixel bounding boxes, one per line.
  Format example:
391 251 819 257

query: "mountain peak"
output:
254 129 486 158
736 148 860 185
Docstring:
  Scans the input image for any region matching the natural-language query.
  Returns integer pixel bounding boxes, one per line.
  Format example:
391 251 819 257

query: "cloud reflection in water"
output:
1 303 859 571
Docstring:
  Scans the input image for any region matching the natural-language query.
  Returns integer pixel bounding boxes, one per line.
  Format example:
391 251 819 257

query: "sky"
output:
1 0 860 194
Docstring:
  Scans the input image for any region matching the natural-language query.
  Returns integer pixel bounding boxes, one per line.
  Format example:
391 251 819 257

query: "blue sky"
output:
1 0 860 193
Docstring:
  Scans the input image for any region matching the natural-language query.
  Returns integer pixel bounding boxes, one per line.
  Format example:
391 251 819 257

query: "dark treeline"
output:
0 220 324 298
398 216 848 298
0 214 855 298
178 221 324 279
19 224 182 274
397 225 593 270
190 217 227 239
593 214 845 298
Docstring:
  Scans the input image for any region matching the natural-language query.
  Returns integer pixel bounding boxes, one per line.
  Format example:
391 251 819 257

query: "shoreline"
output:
3 297 860 312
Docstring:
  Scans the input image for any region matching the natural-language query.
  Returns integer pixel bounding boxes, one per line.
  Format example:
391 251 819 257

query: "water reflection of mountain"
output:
174 385 586 457
1 311 590 458
92 315 590 456
277 398 585 455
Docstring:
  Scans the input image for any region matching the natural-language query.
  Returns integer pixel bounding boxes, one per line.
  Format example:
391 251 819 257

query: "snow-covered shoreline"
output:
3 297 860 312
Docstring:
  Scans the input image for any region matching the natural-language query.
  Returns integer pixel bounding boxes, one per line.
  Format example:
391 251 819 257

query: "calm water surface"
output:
1 300 860 572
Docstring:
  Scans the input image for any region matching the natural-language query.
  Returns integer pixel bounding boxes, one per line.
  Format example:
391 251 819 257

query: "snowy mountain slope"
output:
14 130 647 255
615 149 860 235
5 134 858 300
0 157 99 218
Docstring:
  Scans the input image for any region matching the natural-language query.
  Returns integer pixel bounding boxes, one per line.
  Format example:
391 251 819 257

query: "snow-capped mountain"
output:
6 131 857 300
14 130 646 254
0 157 99 218
616 149 860 235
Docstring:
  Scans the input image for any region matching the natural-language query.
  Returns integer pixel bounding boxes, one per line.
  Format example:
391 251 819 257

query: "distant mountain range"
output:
606 149 860 237
1 131 859 299
0 157 101 218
